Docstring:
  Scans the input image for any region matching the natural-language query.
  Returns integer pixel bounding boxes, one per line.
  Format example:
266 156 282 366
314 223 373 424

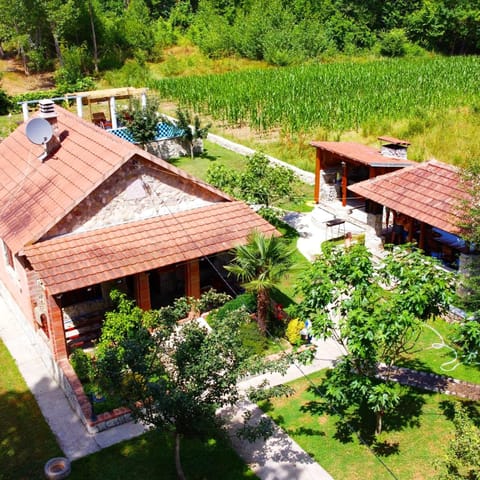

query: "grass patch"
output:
70 429 257 480
170 140 313 212
398 317 480 384
149 43 270 79
0 340 62 480
259 370 479 480
272 221 311 302
169 139 247 179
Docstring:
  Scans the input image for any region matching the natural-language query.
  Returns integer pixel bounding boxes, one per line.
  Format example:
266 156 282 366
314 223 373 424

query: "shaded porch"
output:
48 253 234 354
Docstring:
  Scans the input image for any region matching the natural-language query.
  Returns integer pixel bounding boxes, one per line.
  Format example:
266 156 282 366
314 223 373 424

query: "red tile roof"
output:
0 107 230 254
24 201 278 295
348 160 467 233
377 136 411 146
310 141 415 168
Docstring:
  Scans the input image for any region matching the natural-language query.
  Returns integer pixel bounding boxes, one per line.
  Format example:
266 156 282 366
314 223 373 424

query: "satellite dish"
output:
25 118 53 145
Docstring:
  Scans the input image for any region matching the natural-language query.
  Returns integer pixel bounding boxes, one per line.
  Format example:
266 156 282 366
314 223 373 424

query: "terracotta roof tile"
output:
310 141 415 168
0 106 232 254
24 201 278 295
349 160 467 233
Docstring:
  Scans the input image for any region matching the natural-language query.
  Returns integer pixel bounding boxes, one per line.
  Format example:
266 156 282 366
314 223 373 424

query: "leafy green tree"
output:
93 290 295 480
175 108 211 159
436 402 480 479
453 319 480 365
125 96 160 149
206 153 298 208
40 0 82 65
289 243 454 435
205 163 238 196
225 230 294 334
123 0 155 60
239 154 298 207
456 160 480 364
379 28 409 57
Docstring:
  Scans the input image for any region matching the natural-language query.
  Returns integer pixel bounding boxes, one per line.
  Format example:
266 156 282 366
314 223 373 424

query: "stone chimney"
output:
378 136 410 160
38 100 60 156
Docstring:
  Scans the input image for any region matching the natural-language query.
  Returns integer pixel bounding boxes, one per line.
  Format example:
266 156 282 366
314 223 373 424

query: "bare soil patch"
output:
0 58 55 95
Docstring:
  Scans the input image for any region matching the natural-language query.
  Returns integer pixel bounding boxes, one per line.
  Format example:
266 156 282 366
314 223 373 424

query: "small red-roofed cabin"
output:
311 137 415 207
349 160 471 268
0 102 277 362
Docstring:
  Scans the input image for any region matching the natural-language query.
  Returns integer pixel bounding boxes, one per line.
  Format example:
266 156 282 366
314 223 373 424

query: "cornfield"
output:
151 56 480 133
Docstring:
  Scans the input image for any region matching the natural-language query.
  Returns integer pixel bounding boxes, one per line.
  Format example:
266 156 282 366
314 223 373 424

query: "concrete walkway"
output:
0 288 146 461
220 338 345 480
0 285 341 478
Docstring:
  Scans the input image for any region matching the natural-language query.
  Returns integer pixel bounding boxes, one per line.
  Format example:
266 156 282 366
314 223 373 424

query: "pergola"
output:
74 87 148 129
310 137 414 206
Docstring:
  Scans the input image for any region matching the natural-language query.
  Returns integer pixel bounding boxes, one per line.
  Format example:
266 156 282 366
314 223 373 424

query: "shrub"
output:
239 320 267 355
379 29 408 57
207 293 256 327
285 318 304 345
453 320 480 365
0 89 12 115
197 289 231 313
70 349 92 382
54 44 94 94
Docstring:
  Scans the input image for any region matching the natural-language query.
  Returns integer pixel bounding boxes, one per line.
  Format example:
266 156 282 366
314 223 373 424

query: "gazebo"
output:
310 137 414 207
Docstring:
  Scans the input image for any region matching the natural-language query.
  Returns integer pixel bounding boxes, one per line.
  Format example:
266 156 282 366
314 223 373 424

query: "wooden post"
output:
46 291 68 360
407 218 414 243
369 166 375 178
185 260 201 299
134 272 151 311
314 148 322 204
22 102 29 122
341 161 348 207
419 222 426 250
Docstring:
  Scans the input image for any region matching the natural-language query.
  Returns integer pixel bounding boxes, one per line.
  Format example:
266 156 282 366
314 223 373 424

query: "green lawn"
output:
0 338 256 479
171 140 313 212
259 370 480 480
70 430 257 480
0 340 62 480
170 139 247 179
398 317 480 384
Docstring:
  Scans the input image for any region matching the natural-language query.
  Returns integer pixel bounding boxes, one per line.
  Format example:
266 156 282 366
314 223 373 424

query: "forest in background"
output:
0 0 479 91
0 0 479 167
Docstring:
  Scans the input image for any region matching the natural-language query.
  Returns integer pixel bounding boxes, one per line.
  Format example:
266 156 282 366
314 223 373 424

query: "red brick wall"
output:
46 291 68 360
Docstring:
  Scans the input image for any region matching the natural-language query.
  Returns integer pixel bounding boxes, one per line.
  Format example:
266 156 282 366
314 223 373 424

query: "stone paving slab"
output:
220 399 334 480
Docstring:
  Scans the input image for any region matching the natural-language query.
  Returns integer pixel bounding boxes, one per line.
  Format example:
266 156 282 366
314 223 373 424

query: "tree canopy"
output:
288 243 454 435
92 289 297 479
0 0 479 80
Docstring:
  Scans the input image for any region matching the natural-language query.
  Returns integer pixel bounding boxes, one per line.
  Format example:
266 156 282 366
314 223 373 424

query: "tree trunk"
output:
175 432 187 480
256 289 268 335
51 28 63 67
88 0 99 74
19 44 29 75
375 411 383 436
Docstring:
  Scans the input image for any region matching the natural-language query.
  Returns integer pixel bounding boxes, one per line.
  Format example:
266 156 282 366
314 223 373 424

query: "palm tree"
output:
225 231 294 334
